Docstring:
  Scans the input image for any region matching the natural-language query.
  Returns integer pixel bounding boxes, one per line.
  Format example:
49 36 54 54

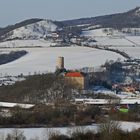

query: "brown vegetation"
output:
0 104 103 127
0 73 72 104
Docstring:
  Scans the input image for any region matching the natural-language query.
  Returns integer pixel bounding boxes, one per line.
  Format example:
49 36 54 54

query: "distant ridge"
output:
0 7 140 41
62 7 140 28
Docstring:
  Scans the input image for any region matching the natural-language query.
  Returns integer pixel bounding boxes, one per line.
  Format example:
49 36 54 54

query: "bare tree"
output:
99 120 120 140
0 132 5 140
5 129 26 140
42 128 60 140
67 127 86 138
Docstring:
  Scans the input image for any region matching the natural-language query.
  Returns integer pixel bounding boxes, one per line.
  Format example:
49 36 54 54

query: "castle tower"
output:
56 56 64 69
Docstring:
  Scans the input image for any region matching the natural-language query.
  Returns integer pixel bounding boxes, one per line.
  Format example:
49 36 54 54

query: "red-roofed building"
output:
65 72 84 77
65 72 88 89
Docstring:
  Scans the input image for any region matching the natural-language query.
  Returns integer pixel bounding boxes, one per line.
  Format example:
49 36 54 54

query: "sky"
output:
0 0 140 27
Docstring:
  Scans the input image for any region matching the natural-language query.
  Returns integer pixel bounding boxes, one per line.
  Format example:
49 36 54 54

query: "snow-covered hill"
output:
3 20 57 40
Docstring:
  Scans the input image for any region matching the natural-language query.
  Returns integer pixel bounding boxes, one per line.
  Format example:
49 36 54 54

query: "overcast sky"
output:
0 0 139 27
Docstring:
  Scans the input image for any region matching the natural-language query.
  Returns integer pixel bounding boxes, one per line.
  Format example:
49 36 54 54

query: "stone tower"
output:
56 56 64 69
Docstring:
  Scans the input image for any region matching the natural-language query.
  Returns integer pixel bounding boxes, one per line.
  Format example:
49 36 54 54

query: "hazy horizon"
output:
0 0 140 27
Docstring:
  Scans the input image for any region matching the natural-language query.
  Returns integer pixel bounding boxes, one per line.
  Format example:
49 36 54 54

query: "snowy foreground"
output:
0 46 125 76
0 122 140 139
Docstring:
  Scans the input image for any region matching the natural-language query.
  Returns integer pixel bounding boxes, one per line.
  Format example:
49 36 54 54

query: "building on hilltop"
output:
65 72 89 90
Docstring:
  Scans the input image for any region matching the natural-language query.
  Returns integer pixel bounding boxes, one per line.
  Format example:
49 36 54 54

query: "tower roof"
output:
65 72 85 77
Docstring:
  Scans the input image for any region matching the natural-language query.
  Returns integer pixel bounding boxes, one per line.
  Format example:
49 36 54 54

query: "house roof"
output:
65 72 85 77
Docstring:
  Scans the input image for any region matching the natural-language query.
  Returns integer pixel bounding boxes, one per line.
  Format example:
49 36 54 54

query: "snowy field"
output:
82 28 140 46
88 36 140 46
93 36 134 46
82 28 140 59
126 36 140 45
0 121 140 140
110 46 140 59
82 28 110 37
82 28 124 37
0 46 125 76
0 39 56 48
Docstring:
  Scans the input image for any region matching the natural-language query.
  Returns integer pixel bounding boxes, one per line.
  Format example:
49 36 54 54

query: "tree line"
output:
1 120 140 140
0 50 27 65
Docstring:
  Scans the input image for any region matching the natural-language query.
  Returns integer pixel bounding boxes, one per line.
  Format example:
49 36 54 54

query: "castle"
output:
56 56 89 90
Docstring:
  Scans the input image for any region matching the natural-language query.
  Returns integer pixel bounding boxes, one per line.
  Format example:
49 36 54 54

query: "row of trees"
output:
0 50 27 65
1 99 140 126
0 104 102 126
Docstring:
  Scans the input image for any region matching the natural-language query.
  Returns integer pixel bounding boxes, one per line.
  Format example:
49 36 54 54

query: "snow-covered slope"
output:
92 36 134 46
110 46 140 59
0 46 125 76
122 28 140 36
132 7 140 17
0 39 56 48
81 27 140 46
82 28 108 37
4 20 57 40
82 28 125 37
